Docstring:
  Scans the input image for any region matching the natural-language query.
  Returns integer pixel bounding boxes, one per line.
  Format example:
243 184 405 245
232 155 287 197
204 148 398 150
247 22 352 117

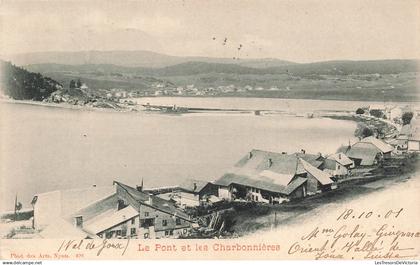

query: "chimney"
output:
267 158 273 168
248 152 253 159
301 149 306 154
338 153 342 159
147 195 153 205
193 182 197 191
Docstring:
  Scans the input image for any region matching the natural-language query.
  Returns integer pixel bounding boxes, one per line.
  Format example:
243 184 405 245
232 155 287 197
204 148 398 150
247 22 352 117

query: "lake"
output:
0 97 365 211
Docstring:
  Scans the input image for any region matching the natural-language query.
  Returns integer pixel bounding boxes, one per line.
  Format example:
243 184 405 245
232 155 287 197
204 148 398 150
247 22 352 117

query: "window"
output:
130 228 136 235
183 229 188 234
176 218 181 225
144 233 149 239
165 230 173 236
162 220 168 226
75 216 83 228
131 218 135 225
116 230 122 236
338 165 341 170
255 196 259 202
140 218 154 228
144 212 149 217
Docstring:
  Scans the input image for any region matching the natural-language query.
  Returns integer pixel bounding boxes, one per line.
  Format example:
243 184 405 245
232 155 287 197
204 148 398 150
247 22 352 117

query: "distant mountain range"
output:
24 59 419 77
5 50 295 69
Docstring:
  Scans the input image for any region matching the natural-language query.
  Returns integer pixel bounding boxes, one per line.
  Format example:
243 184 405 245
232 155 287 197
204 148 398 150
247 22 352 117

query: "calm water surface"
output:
0 98 361 211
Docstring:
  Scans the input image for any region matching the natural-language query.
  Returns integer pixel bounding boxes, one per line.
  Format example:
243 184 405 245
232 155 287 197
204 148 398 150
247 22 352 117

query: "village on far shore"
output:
1 103 419 240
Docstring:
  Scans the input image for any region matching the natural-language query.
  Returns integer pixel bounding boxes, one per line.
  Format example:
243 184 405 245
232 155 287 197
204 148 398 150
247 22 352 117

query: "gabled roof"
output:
84 205 139 235
293 153 324 168
299 159 333 185
360 136 394 153
259 170 294 186
114 181 190 221
345 146 378 166
233 149 305 176
179 179 212 193
283 177 308 195
32 186 116 217
39 218 95 239
327 152 353 166
214 173 296 195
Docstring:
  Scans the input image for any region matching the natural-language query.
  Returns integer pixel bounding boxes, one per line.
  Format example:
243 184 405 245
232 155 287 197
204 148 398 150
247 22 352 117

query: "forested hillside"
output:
0 60 62 100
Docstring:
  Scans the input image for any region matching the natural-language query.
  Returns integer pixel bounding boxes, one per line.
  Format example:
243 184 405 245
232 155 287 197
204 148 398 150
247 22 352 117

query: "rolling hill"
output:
5 50 295 69
25 59 419 77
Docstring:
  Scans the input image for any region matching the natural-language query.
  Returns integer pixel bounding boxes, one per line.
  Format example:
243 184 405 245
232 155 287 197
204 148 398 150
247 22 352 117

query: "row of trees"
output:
355 107 414 125
0 60 62 100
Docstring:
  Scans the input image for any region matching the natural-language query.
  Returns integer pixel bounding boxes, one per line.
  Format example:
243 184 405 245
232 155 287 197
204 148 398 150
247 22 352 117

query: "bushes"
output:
369 109 385 118
356 108 365 114
402 112 414 125
354 123 374 139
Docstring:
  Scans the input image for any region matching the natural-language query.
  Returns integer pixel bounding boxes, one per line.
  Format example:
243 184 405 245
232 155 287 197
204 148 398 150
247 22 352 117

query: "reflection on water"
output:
0 100 357 211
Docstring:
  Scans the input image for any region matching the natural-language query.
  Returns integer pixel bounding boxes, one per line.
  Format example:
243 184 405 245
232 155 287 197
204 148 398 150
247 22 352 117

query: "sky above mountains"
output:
1 0 419 63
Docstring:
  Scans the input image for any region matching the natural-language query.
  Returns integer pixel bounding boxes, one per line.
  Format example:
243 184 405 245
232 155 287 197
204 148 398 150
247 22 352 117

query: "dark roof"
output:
179 179 211 193
113 181 190 221
299 159 333 185
345 146 378 166
282 177 308 195
322 159 337 170
293 153 324 168
233 149 305 176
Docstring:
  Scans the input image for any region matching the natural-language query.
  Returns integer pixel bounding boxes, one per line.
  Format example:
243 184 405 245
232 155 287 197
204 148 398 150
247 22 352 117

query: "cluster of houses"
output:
30 117 419 239
389 118 420 153
367 104 413 123
151 84 292 97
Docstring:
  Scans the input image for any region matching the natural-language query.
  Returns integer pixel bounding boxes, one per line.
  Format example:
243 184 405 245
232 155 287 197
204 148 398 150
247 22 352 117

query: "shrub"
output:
402 112 414 125
356 108 365 114
370 109 384 118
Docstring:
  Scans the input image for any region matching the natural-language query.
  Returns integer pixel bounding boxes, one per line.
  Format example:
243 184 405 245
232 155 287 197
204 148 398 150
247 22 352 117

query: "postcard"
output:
0 0 419 262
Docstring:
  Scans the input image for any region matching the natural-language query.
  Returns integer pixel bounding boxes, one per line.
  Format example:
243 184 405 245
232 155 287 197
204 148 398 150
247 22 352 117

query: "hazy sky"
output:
1 0 419 62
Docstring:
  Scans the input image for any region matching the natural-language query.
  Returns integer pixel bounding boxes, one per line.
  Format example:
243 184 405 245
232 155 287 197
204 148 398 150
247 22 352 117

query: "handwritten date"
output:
336 208 403 221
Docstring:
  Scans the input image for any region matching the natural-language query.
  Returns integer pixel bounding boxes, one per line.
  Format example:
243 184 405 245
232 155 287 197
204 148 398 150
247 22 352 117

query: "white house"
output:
325 152 354 177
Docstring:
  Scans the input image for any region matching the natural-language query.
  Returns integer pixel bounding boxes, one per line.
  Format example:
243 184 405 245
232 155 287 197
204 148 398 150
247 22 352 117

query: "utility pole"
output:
14 194 17 222
274 211 277 228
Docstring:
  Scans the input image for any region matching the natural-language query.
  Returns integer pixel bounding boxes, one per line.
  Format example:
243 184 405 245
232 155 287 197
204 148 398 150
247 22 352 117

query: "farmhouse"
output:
324 152 354 178
31 181 194 239
214 149 334 204
345 136 394 166
164 179 218 208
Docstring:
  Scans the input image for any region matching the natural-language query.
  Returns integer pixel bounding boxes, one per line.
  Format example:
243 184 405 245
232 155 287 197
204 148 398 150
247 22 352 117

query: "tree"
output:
69 80 76 89
402 112 414 125
356 108 365 114
0 60 60 100
369 109 384 118
361 127 374 138
355 123 373 139
76 79 82 88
